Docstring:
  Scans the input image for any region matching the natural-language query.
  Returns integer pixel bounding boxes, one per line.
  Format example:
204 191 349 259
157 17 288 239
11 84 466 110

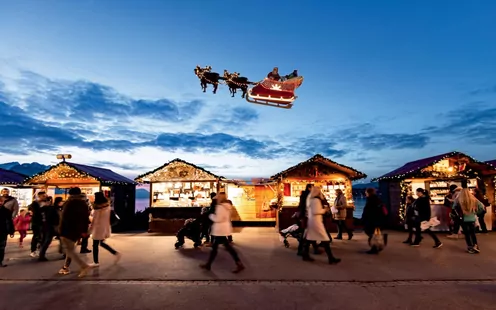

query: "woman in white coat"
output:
302 186 341 264
200 192 244 273
89 192 121 267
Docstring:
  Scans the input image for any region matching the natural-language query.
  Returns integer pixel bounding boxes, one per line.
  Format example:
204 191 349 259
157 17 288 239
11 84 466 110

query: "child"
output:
14 210 31 248
1 197 15 267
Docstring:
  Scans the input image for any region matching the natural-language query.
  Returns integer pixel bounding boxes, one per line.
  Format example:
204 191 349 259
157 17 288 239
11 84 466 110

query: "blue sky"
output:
1 0 495 180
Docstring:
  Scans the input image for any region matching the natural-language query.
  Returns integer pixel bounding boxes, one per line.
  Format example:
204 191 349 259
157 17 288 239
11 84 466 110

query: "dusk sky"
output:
1 1 495 181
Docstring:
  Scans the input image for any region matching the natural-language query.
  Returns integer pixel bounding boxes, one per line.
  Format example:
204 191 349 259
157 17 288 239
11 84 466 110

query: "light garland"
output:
135 159 225 184
271 154 367 181
373 151 494 182
399 180 410 221
25 162 134 186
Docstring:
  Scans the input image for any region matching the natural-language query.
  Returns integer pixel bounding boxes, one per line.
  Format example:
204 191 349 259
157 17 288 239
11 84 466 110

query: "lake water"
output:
135 197 367 218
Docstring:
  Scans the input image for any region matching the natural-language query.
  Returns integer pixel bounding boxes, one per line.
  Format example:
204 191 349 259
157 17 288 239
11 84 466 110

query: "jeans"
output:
336 220 352 238
462 222 478 248
18 230 27 244
31 225 41 253
206 236 240 266
92 240 117 264
413 221 440 245
80 236 89 251
61 237 88 269
0 233 7 264
39 229 55 259
477 213 488 233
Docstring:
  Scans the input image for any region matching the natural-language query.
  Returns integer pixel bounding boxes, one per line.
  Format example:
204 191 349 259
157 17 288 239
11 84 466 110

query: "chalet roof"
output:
0 168 28 185
135 158 225 183
486 160 496 167
270 154 367 181
374 151 496 181
25 162 135 185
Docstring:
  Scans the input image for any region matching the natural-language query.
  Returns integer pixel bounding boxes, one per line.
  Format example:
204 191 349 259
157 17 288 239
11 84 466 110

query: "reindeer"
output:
223 70 249 98
194 65 221 94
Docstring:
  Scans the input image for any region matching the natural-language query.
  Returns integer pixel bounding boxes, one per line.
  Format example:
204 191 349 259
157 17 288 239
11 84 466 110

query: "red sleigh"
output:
245 76 304 109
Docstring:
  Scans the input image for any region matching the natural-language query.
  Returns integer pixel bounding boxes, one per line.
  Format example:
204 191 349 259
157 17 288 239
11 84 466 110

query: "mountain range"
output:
0 162 50 177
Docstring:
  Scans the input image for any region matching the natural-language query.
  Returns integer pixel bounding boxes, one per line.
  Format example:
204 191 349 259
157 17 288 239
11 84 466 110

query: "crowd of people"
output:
0 181 492 275
0 187 120 277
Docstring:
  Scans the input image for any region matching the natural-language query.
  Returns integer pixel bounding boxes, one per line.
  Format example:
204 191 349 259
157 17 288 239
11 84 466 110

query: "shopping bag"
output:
370 228 385 250
330 206 339 214
110 210 120 227
421 217 440 231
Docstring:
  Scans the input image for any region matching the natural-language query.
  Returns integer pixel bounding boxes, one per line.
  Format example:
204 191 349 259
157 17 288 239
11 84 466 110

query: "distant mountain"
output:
352 182 379 189
0 162 50 177
136 188 150 199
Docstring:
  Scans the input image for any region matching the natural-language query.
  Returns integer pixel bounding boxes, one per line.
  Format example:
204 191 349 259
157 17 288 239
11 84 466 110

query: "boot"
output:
301 242 314 262
366 246 379 254
232 261 245 274
199 263 211 271
323 242 340 264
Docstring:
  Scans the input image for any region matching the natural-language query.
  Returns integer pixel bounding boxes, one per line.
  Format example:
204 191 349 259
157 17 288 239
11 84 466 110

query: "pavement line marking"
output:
1 279 496 286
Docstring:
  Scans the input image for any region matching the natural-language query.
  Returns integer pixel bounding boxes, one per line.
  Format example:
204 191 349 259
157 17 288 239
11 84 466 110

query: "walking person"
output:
1 188 20 218
79 196 92 254
14 209 31 248
472 188 489 234
453 188 485 253
444 185 460 238
200 192 244 273
296 184 318 256
38 197 61 261
402 196 416 244
411 188 443 248
334 189 353 240
301 186 341 264
58 187 92 277
28 191 48 258
0 197 15 267
361 188 387 254
201 192 216 246
89 192 121 266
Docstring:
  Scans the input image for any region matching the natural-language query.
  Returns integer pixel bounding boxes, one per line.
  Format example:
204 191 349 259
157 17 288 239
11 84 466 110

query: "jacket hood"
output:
67 194 87 200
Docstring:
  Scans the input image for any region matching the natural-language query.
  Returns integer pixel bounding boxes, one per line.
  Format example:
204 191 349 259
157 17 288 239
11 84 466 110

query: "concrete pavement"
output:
1 228 496 309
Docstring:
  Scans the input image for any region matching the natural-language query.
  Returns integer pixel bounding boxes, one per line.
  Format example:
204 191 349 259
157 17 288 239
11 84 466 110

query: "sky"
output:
0 0 495 181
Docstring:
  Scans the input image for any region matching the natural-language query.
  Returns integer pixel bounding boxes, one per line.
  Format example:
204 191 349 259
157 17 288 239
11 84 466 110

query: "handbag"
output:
110 210 120 227
370 228 385 250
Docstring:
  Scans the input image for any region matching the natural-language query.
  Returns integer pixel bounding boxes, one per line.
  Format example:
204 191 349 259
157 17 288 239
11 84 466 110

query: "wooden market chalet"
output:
24 158 136 230
374 151 496 230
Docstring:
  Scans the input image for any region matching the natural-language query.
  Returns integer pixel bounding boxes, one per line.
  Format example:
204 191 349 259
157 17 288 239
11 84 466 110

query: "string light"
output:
373 151 494 181
271 154 367 181
25 162 134 186
135 159 225 184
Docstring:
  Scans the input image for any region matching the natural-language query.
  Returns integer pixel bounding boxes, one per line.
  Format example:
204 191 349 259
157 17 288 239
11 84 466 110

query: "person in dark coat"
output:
201 192 217 246
267 67 281 81
58 187 92 277
38 197 62 261
297 184 314 256
28 191 48 257
403 196 416 244
411 188 443 248
0 197 15 267
473 188 489 233
79 197 92 254
361 188 386 254
444 184 459 235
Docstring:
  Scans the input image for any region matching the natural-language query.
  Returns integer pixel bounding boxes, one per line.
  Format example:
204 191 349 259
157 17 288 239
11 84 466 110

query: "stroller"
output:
174 217 203 249
279 212 304 248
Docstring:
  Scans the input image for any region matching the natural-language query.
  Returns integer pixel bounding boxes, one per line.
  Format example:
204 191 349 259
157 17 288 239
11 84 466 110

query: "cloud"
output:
469 85 496 96
91 161 151 171
422 103 496 144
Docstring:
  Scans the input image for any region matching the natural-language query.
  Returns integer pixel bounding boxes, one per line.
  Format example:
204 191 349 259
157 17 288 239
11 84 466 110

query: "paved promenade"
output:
1 228 496 309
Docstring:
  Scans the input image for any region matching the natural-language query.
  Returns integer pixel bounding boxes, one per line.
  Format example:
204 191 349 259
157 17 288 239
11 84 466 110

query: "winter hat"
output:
68 187 81 195
94 192 108 205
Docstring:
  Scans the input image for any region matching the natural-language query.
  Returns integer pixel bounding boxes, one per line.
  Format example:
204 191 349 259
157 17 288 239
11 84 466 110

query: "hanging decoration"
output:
25 162 134 186
135 158 224 183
